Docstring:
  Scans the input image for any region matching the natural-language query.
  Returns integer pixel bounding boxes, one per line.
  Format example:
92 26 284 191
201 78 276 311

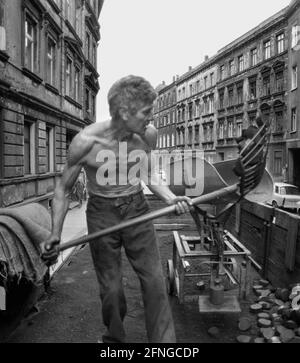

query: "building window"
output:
65 56 72 96
92 42 97 67
195 126 199 143
209 125 213 142
237 84 243 104
24 121 35 175
292 25 300 49
291 108 297 132
208 95 214 114
188 103 193 120
263 76 271 96
219 90 224 109
227 120 233 138
229 59 235 76
238 55 244 72
218 122 224 139
249 113 256 125
292 66 298 90
92 95 96 117
45 126 54 173
274 151 282 175
25 14 38 72
264 40 271 60
86 32 91 60
204 76 208 90
250 48 258 66
220 65 224 81
47 37 56 86
86 88 90 112
203 98 208 114
188 127 193 145
249 78 257 100
275 111 283 132
276 33 285 53
236 122 242 137
228 88 234 107
75 67 81 101
276 72 284 92
210 73 214 87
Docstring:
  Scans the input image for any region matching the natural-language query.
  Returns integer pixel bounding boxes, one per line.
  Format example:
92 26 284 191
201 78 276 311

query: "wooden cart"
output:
166 209 252 311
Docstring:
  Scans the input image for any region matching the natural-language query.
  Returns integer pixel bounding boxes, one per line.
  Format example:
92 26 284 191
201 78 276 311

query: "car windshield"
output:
280 186 300 195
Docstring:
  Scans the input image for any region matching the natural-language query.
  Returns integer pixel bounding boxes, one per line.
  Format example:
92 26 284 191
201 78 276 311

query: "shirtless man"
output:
41 75 193 343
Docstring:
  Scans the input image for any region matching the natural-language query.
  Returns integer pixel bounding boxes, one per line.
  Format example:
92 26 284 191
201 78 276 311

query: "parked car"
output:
268 182 300 212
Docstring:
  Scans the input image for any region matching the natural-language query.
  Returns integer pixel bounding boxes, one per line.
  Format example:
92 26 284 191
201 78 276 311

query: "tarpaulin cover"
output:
0 203 51 285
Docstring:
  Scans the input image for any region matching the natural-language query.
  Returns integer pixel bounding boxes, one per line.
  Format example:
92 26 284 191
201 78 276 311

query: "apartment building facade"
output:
153 80 177 152
215 5 289 168
154 0 300 186
0 0 104 207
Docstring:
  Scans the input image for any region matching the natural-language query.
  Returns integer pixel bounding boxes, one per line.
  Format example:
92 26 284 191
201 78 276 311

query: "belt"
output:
89 191 144 207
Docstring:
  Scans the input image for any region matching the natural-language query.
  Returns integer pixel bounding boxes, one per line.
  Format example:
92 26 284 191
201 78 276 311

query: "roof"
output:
274 182 298 188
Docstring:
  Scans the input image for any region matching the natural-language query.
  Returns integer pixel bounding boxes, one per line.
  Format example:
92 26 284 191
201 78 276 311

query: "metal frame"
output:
167 225 252 305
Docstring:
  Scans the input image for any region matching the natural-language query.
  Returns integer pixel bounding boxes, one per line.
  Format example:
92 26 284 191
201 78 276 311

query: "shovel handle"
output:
58 184 239 253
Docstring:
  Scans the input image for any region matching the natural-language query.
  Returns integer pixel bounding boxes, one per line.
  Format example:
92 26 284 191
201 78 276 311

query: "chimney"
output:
176 75 179 81
188 66 192 71
204 55 209 61
162 81 165 86
173 76 176 83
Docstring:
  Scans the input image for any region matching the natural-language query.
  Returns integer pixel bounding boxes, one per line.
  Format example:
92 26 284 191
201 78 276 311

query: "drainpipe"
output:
0 0 6 51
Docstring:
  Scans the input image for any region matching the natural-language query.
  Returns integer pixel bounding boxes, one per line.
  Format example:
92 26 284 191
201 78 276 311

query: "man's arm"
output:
41 132 93 263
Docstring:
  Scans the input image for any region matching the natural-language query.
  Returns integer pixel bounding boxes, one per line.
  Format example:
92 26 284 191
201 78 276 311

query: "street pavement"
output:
49 202 88 278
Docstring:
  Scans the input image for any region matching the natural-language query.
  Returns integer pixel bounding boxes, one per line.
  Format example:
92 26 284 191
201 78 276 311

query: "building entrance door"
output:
291 149 300 188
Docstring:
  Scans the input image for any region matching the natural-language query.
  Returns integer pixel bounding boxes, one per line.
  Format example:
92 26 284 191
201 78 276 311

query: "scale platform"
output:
199 295 241 313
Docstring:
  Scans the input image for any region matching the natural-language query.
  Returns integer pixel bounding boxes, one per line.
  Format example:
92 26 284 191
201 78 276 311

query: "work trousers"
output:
86 192 176 343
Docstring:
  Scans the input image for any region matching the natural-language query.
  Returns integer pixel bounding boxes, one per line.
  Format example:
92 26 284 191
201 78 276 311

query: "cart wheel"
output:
166 260 175 295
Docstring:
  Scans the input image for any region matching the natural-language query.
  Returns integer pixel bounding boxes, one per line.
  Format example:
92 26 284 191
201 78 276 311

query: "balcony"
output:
226 138 236 145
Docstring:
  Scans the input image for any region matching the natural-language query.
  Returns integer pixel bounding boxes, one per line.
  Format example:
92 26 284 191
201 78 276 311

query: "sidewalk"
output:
49 202 88 278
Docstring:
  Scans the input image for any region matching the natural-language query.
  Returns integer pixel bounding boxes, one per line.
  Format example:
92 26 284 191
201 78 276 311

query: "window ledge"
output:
45 83 60 95
64 95 83 109
272 131 284 136
272 90 285 97
65 20 83 47
0 172 59 186
0 50 10 63
47 0 61 14
0 78 11 88
260 95 272 101
22 67 43 84
291 87 298 92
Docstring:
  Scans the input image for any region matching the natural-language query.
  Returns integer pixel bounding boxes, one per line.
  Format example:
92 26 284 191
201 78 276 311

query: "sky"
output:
97 0 291 122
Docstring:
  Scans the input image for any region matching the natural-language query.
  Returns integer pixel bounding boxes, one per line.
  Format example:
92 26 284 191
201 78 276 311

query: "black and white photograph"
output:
1 0 300 347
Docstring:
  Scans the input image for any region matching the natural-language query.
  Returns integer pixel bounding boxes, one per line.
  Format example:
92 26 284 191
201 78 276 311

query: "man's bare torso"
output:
76 121 155 197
